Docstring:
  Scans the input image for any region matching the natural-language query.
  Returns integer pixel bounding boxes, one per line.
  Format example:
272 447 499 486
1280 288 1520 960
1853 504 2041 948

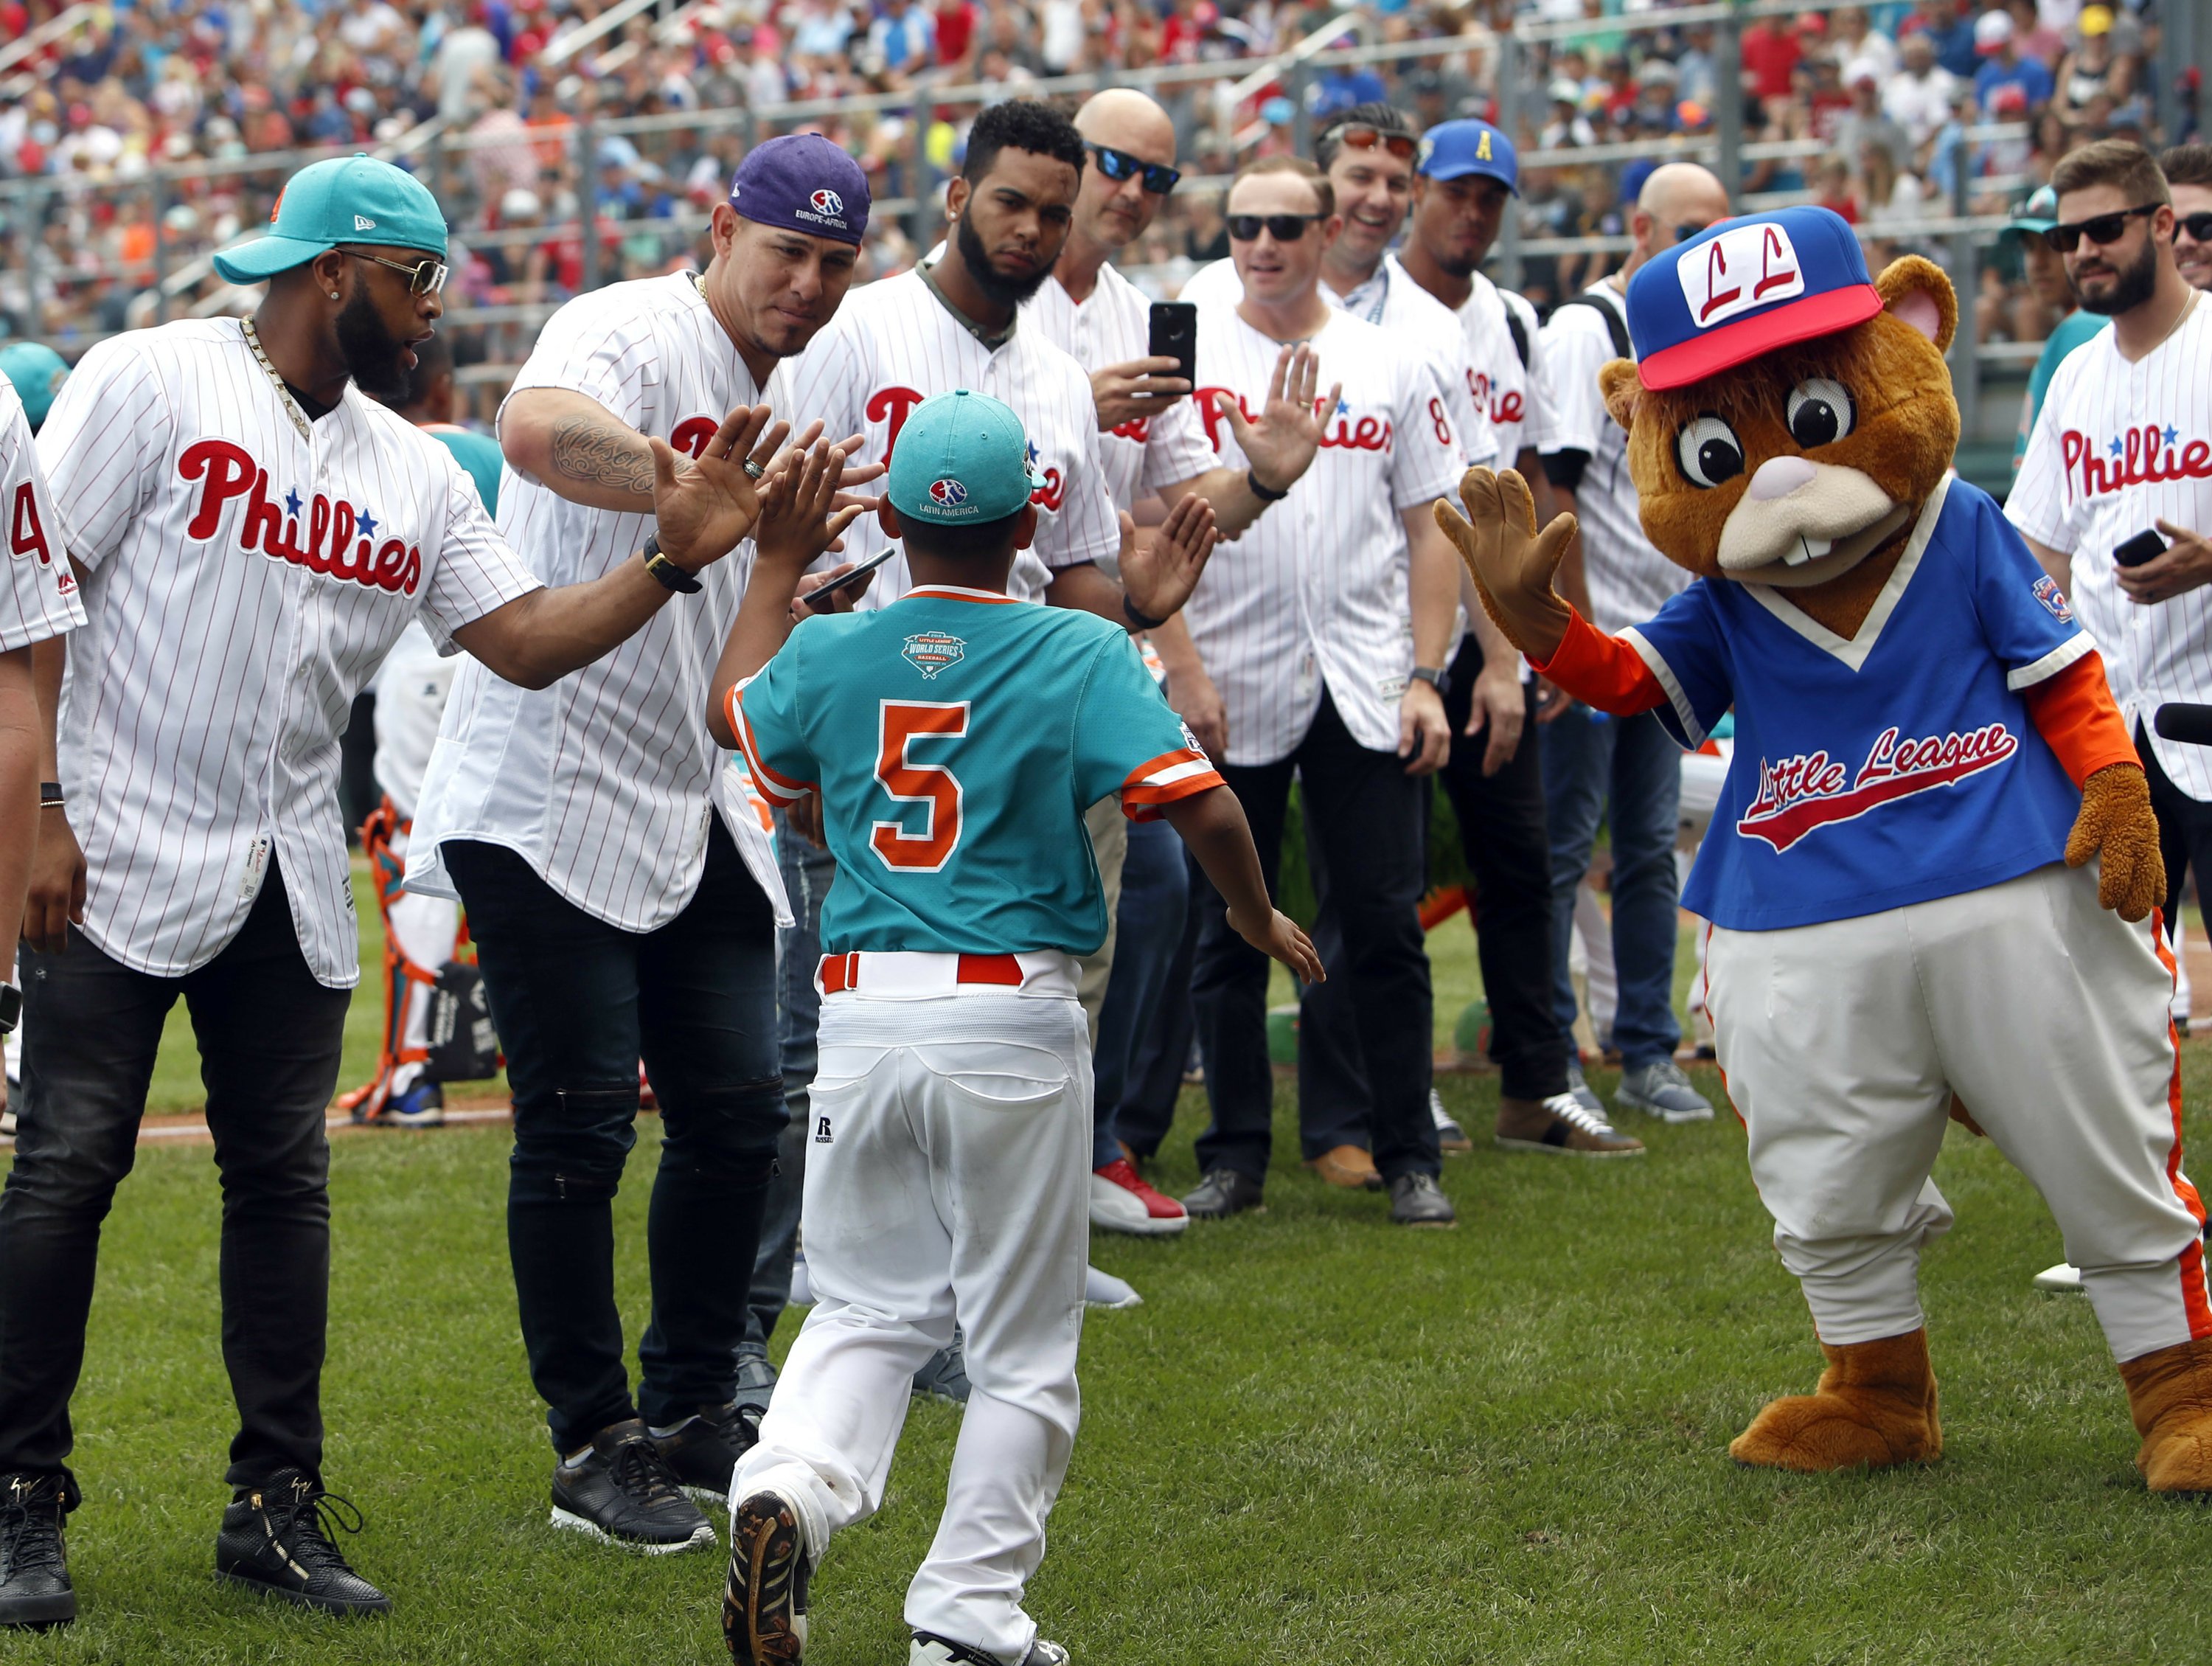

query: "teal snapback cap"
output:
0 342 68 430
886 390 1044 525
212 153 448 285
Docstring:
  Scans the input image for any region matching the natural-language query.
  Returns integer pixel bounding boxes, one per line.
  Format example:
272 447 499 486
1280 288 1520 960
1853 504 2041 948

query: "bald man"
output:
1030 86 1329 1236
1536 162 1732 1127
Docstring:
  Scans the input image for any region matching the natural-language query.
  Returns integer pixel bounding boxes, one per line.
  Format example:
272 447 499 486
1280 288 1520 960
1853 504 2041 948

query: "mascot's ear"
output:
1874 254 1957 354
1599 358 1644 432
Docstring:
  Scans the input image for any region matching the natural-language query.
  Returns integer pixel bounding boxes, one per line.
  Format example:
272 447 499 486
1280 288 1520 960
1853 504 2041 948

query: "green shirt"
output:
2013 309 2110 471
423 422 504 516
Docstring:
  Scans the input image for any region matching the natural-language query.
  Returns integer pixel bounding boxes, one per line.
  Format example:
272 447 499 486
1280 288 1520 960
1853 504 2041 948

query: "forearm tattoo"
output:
548 414 658 496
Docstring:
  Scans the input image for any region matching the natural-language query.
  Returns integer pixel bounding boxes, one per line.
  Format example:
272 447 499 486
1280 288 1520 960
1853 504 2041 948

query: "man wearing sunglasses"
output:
2012 142 2212 1044
2159 142 2212 295
7 153 781 1627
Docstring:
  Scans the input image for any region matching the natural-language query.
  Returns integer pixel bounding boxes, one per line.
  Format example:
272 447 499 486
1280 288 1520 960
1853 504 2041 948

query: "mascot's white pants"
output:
1707 861 2210 1364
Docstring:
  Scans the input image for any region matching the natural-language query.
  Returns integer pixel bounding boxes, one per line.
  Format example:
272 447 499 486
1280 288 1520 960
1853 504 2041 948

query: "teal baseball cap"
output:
886 390 1044 526
212 153 448 285
2002 184 2061 243
0 342 68 431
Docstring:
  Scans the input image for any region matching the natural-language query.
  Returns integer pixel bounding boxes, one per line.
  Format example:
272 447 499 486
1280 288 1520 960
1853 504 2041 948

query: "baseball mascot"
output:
1439 205 2212 1491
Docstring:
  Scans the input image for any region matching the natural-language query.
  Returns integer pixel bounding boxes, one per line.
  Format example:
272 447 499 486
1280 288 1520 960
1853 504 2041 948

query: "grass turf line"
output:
4 1055 2211 1663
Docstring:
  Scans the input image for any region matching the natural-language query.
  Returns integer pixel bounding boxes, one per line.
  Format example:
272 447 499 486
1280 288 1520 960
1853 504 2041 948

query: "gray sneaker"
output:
1615 1058 1714 1123
733 1347 776 1419
1563 1058 1607 1120
1388 1173 1457 1228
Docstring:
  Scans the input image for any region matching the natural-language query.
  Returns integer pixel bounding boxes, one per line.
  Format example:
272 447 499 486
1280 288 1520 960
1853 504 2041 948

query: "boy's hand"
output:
756 439 863 569
1122 492 1220 622
1228 902 1324 984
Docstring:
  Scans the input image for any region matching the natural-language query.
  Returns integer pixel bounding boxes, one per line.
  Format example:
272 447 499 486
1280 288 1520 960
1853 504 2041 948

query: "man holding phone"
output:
2012 140 2212 939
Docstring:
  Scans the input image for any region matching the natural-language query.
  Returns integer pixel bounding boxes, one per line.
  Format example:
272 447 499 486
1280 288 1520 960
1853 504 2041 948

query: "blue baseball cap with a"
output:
1627 205 1882 392
887 390 1044 527
1416 119 1518 195
0 342 68 431
212 153 448 285
728 133 872 247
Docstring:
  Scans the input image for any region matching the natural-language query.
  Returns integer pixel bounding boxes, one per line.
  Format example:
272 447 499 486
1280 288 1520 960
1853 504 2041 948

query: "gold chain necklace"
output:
239 316 314 444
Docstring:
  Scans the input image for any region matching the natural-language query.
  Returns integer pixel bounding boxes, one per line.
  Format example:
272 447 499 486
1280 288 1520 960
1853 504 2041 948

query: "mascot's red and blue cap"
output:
1627 205 1883 392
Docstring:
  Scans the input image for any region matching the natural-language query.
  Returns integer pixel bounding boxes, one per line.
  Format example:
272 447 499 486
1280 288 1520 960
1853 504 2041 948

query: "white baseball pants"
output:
733 970 1091 1664
1707 862 2210 1363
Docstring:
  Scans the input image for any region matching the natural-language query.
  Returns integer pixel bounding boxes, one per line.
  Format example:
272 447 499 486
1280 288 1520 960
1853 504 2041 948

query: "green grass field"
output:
21 886 2212 1663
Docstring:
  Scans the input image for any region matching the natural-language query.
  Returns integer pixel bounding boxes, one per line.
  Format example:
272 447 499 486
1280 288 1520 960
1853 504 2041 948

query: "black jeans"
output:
1300 637 1570 1123
445 823 785 1453
2140 722 2212 929
0 863 349 1488
1189 689 1439 1186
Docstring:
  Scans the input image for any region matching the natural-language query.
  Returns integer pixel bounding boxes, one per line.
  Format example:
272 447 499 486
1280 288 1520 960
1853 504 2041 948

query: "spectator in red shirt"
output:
933 0 979 73
1740 13 1802 102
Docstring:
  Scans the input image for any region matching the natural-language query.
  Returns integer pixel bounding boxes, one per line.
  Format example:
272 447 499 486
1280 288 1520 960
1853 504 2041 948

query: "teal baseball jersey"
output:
732 584 1223 955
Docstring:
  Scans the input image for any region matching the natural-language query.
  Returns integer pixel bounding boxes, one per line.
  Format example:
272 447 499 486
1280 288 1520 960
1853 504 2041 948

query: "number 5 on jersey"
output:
873 700 967 872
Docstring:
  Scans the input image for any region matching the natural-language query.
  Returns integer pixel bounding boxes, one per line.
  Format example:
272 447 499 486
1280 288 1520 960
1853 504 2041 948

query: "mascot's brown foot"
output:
2118 1336 2212 1493
1728 1328 1941 1472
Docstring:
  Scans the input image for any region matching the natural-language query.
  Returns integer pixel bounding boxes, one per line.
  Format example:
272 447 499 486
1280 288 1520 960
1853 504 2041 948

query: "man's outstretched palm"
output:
1218 343 1338 500
648 403 781 570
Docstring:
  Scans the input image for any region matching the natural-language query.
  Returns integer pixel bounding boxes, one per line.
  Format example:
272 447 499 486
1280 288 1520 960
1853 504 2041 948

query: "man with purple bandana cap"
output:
405 130 883 1556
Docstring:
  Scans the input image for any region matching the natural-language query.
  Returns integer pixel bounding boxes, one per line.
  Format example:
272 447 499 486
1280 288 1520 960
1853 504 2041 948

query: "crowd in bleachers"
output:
0 0 2190 364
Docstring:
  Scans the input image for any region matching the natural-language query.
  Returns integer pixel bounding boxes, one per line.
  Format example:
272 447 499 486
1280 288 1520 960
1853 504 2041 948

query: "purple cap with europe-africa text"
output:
728 133 871 247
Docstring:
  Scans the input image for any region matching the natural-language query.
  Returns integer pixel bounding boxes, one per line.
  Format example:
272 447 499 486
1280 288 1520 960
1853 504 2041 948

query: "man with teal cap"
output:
2 151 796 1628
0 344 67 434
2004 183 2110 474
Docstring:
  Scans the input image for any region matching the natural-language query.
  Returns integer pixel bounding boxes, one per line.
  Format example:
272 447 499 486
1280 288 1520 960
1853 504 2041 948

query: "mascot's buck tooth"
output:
1439 205 2212 1492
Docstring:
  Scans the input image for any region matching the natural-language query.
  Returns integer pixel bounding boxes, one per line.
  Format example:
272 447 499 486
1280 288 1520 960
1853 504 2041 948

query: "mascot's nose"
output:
1747 455 1819 501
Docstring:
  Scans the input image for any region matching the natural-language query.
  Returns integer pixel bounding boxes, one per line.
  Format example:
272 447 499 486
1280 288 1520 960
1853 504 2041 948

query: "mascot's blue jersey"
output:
1627 477 2090 931
733 585 1221 956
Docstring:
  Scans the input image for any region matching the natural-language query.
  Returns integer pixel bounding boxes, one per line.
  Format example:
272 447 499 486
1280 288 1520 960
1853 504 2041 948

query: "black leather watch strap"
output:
641 535 703 595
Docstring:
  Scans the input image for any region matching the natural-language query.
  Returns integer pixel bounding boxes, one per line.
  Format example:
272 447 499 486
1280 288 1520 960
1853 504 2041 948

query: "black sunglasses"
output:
1326 122 1419 160
1088 143 1180 195
1673 221 1716 245
2042 203 2161 254
1227 213 1324 242
2178 211 2212 243
342 248 450 295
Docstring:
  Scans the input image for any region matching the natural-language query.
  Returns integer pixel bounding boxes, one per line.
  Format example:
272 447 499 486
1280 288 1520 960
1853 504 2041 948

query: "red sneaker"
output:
1089 1158 1189 1236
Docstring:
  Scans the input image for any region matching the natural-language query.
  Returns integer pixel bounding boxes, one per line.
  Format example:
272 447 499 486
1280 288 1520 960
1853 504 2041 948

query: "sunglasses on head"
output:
1227 212 1324 242
1327 122 1419 160
2179 211 2212 243
1087 142 1180 195
2042 202 2160 254
342 248 450 295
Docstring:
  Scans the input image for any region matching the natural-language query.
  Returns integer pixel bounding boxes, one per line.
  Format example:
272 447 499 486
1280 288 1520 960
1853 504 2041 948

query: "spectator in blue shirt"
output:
1972 10 2053 112
867 0 936 75
1313 63 1388 117
1915 0 1982 77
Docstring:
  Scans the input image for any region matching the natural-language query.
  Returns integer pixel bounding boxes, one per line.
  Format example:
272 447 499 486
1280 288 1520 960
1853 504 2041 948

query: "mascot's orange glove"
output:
2021 653 2163 922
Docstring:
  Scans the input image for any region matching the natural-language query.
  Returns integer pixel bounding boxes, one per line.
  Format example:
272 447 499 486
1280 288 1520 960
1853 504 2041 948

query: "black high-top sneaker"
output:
215 1468 391 1615
0 1472 77 1629
652 1400 763 1506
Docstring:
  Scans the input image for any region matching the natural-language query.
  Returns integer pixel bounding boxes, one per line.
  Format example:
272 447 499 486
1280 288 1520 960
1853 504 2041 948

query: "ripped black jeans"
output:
445 825 785 1454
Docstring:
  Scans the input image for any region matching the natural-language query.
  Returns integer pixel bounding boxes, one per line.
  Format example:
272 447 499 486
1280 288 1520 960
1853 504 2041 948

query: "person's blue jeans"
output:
444 825 785 1453
1090 816 1189 1170
1540 704 1683 1071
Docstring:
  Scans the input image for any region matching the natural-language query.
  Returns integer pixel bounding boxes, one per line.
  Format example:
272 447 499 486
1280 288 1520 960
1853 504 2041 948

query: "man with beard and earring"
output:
4 153 780 1625
405 134 880 1556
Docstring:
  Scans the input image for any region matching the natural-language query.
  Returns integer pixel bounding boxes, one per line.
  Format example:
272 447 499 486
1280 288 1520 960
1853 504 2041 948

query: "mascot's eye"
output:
1785 377 1856 448
1674 414 1745 489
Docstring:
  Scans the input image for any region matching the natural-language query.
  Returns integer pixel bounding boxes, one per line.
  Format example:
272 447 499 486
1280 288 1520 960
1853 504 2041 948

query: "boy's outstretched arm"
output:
1160 785 1324 984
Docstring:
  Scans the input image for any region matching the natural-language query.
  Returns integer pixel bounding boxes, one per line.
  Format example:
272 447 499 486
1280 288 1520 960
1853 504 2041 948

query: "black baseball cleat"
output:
654 1399 762 1506
215 1468 391 1616
551 1418 715 1553
723 1488 811 1664
911 1631 1069 1665
0 1472 77 1630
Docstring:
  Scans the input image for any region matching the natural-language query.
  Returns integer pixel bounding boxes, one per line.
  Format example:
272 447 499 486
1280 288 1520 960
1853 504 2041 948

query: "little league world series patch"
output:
902 632 965 678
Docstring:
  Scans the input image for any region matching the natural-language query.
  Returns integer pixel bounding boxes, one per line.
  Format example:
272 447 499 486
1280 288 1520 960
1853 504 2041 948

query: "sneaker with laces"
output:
1563 1058 1607 1120
1430 1089 1472 1155
1615 1058 1714 1123
1181 1167 1265 1219
550 1419 715 1552
215 1468 391 1615
1388 1172 1457 1227
913 1334 972 1404
1495 1093 1646 1157
912 1632 1069 1665
1088 1159 1188 1236
653 1400 762 1506
0 1473 76 1629
373 1079 445 1128
723 1488 811 1665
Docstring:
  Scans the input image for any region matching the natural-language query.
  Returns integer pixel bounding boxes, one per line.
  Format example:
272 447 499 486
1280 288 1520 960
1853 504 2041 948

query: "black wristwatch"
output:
1246 467 1290 502
0 982 20 1036
1122 593 1169 633
1408 664 1450 696
641 534 702 595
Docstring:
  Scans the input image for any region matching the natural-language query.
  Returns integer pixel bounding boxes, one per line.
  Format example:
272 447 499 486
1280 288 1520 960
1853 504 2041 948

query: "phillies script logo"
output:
669 416 722 458
178 440 420 595
1194 389 1391 454
1736 722 2019 853
2059 425 2212 501
1111 415 1151 442
864 387 1065 510
1470 369 1524 427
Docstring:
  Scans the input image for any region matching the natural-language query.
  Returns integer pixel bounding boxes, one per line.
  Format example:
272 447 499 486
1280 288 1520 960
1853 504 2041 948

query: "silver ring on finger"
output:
742 458 767 480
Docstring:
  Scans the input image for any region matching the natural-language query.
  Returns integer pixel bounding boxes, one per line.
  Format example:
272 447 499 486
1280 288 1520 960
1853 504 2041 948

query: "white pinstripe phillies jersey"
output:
1540 280 1693 636
2009 296 2212 799
406 272 793 931
1171 254 1495 470
0 379 84 653
785 265 1119 607
1183 303 1462 765
1022 263 1217 512
1453 271 1548 467
35 319 543 988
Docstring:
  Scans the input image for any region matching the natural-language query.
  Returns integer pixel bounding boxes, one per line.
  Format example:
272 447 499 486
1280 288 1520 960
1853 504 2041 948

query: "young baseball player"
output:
704 392 1319 1666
